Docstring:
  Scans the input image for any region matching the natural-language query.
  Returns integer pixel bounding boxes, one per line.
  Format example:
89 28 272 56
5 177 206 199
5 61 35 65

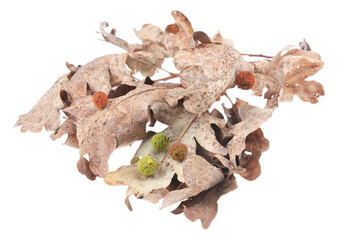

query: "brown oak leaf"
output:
100 21 141 52
239 128 270 181
77 157 97 181
126 42 169 77
15 74 70 132
161 155 224 209
252 46 324 107
50 118 78 149
169 43 253 114
221 99 273 171
64 83 179 177
134 11 194 56
172 174 238 229
63 54 135 101
104 102 228 207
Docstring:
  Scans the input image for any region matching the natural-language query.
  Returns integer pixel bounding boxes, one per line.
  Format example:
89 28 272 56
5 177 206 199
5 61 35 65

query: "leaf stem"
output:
241 53 273 59
153 73 179 82
225 92 241 121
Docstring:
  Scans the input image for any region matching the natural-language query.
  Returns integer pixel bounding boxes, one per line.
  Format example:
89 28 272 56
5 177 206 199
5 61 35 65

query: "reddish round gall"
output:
92 91 108 108
236 71 255 90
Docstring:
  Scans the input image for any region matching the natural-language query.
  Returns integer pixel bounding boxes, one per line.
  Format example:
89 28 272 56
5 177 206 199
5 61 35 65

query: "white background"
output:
1 0 345 239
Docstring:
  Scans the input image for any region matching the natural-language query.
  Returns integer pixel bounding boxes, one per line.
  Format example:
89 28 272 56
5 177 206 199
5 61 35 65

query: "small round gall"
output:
168 143 188 162
92 91 108 108
137 156 157 176
236 71 255 90
151 133 170 152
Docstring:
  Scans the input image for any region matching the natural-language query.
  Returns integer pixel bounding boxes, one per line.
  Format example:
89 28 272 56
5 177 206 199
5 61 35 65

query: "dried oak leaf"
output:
104 131 183 210
211 31 234 49
100 22 169 78
63 54 135 101
134 11 195 56
221 99 273 171
100 21 141 52
169 42 253 114
15 74 70 132
252 46 324 107
104 102 227 208
77 157 97 181
161 155 224 209
239 128 269 181
50 118 78 149
64 83 179 177
172 174 238 229
126 42 169 77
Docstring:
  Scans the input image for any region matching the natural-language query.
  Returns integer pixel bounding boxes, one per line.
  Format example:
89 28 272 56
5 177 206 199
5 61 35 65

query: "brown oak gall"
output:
168 143 188 162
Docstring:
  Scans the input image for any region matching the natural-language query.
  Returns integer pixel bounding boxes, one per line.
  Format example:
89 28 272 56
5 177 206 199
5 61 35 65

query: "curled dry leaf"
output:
64 83 179 177
50 118 78 149
221 99 273 172
15 10 325 229
211 31 234 49
77 157 97 181
172 174 238 229
100 21 141 52
126 42 168 77
161 155 224 209
239 128 269 181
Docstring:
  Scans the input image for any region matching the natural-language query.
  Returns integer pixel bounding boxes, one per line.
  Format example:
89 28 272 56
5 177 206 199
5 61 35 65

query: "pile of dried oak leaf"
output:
15 11 324 229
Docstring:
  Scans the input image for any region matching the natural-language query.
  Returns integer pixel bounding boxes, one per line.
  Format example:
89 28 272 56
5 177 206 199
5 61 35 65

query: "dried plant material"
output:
161 155 224 209
64 83 179 177
100 22 141 52
193 31 212 44
134 11 194 56
253 46 324 106
126 42 168 77
170 43 252 114
172 174 238 229
220 99 273 173
105 102 228 207
63 54 135 101
15 11 325 229
239 128 269 181
15 74 70 132
104 131 183 208
211 31 234 48
77 157 97 181
50 118 78 149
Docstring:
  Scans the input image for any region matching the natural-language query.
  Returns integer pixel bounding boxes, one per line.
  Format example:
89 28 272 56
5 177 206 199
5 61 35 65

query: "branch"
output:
153 73 179 82
241 53 273 59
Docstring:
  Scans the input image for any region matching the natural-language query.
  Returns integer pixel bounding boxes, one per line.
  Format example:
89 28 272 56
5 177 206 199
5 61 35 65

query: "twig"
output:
225 92 241 121
153 73 179 82
241 53 273 59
